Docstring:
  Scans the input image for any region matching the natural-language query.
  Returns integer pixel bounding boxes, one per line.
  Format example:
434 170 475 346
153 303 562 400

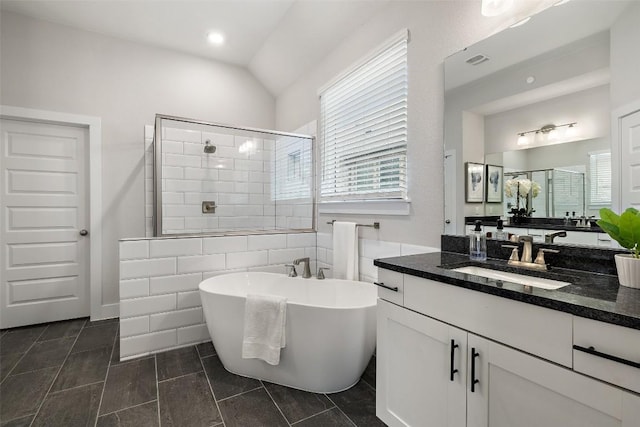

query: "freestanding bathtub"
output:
199 272 377 393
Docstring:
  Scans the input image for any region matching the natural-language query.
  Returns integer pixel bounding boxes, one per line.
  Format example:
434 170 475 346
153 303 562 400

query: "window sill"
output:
319 199 410 215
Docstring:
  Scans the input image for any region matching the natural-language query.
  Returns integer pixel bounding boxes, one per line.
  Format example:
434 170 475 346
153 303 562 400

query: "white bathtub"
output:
199 272 377 393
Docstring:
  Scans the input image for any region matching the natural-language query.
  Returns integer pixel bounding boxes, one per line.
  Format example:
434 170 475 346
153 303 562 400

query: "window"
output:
589 151 611 205
319 30 408 203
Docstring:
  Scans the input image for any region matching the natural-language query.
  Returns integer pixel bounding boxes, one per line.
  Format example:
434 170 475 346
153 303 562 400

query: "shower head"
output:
204 139 216 154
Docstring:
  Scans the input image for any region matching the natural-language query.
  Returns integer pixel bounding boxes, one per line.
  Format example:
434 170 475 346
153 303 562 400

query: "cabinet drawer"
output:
404 275 573 367
376 268 403 306
573 317 640 393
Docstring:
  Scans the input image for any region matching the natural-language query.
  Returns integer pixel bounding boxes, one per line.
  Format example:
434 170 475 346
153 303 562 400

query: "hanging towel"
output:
332 221 359 280
242 294 287 365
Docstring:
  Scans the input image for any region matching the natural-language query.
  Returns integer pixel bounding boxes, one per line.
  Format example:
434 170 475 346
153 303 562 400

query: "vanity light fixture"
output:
510 16 531 28
481 0 513 17
516 122 578 145
207 32 225 46
517 133 529 146
554 0 571 6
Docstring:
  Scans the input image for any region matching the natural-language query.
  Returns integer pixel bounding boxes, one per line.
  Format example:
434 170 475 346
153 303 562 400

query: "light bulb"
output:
547 129 558 140
517 133 529 146
565 124 578 139
481 0 514 17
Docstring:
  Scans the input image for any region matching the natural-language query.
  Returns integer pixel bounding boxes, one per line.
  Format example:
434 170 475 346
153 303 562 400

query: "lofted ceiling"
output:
1 0 390 96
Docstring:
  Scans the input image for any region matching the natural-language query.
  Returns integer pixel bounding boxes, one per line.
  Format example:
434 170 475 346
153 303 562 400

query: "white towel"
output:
242 294 287 365
332 221 359 280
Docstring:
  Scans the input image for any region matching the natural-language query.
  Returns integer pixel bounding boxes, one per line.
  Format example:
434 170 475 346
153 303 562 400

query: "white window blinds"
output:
320 32 408 201
589 151 611 205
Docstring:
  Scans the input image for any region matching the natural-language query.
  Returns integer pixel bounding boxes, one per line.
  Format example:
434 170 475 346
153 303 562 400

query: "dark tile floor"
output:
0 318 383 427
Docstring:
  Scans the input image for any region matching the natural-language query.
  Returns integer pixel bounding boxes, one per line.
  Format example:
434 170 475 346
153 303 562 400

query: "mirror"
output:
444 0 635 240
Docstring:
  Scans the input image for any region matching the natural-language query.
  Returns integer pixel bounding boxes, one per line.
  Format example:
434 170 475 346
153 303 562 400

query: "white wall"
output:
275 1 528 248
610 1 640 110
1 11 276 313
484 85 610 155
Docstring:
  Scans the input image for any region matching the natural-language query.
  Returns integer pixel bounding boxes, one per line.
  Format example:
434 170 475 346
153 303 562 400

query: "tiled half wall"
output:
119 232 316 360
119 231 438 361
316 233 439 283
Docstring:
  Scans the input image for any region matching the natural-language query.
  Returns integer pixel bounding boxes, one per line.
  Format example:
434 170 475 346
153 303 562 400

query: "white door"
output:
377 299 466 427
0 119 89 328
619 108 640 210
467 334 640 427
444 150 457 235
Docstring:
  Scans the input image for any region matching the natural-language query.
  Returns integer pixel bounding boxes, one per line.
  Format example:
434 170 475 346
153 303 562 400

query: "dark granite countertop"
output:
374 251 640 330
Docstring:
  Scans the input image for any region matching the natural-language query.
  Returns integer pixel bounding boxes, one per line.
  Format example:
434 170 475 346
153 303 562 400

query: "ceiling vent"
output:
466 54 490 66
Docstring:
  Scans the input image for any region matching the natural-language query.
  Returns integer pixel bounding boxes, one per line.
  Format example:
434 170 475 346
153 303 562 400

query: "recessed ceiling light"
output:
207 32 225 46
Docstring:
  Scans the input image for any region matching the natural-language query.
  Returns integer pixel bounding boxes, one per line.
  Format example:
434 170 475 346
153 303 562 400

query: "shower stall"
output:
151 115 314 236
504 168 585 218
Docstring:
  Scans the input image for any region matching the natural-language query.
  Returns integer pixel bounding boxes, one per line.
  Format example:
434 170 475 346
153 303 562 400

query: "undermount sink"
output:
452 266 570 290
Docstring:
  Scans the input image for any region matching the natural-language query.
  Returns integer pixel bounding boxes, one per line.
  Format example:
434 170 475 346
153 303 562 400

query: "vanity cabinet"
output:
377 299 466 427
376 273 640 427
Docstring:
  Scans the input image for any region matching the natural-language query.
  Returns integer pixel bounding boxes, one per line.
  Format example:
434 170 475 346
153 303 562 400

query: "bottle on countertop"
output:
494 219 508 241
469 220 487 261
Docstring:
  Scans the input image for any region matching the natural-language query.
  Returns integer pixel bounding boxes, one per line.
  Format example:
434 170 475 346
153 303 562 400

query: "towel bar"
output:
326 220 380 229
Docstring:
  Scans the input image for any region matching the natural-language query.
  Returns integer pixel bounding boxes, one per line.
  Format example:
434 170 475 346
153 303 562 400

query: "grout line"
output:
290 407 336 426
324 394 358 427
28 325 84 427
0 325 50 385
198 351 227 427
48 380 105 395
154 355 162 427
93 324 120 427
98 399 158 418
214 386 263 403
260 380 292 426
157 369 204 384
360 377 376 392
110 354 155 367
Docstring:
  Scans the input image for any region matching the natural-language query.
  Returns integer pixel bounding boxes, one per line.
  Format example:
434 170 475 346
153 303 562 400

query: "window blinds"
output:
589 151 611 205
320 34 408 201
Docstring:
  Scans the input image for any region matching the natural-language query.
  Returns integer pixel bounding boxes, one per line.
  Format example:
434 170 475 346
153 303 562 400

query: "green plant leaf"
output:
597 207 640 256
599 208 620 226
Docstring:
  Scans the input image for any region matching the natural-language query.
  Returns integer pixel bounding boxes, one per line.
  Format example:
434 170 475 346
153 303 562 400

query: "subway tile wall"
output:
144 123 314 237
119 232 316 360
315 232 439 283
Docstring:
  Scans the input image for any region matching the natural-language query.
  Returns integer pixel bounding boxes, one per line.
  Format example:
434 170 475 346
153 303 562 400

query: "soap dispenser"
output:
495 219 508 241
469 220 487 261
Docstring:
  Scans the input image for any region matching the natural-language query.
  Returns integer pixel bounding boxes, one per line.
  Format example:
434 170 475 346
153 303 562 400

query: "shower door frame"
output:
153 113 316 237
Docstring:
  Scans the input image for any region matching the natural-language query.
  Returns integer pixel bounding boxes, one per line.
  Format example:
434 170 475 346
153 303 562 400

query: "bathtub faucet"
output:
293 257 312 279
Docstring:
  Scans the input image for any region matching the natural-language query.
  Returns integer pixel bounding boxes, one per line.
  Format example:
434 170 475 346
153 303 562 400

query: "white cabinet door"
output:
467 334 640 427
377 299 466 427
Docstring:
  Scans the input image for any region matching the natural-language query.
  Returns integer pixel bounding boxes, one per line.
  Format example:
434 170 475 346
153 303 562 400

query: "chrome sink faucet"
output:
293 257 312 279
502 236 559 271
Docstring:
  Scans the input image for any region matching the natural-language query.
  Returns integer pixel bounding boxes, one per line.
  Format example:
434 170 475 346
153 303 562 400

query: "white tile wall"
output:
119 231 317 360
315 232 439 283
144 124 314 237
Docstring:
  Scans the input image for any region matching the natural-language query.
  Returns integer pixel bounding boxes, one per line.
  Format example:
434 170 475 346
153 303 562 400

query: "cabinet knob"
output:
79 229 89 236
